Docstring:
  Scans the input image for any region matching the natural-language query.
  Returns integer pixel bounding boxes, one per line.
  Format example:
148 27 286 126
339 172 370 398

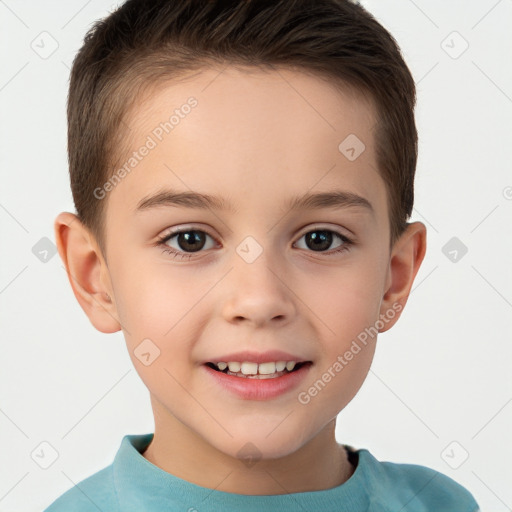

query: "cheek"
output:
110 259 211 375
295 285 379 424
292 256 384 408
299 256 385 339
112 255 199 335
110 266 197 399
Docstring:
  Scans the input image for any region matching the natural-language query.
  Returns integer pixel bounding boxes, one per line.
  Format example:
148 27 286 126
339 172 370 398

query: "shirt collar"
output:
113 433 370 512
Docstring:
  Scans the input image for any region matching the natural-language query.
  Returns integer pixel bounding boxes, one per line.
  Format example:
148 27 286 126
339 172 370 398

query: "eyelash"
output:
156 226 354 261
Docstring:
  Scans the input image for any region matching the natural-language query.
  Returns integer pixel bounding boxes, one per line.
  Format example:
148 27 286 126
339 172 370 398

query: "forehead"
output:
108 65 385 222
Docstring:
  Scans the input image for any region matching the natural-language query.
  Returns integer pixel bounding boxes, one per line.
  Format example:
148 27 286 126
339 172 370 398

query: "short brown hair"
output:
68 0 417 250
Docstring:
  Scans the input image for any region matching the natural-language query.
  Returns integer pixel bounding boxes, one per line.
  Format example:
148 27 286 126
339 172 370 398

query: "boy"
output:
46 0 480 510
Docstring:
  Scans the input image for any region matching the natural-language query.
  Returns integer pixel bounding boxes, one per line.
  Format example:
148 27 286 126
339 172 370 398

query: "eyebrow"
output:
136 189 373 215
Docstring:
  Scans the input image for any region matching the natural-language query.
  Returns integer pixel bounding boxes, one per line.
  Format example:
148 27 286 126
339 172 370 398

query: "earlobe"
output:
54 212 121 334
379 222 427 333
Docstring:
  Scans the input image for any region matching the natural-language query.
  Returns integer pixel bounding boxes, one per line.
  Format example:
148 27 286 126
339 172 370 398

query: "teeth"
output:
240 362 258 375
214 360 300 375
258 362 276 375
228 361 241 372
286 361 296 371
275 361 286 372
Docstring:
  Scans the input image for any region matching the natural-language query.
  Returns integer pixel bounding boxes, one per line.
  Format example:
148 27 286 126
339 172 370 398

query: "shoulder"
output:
43 465 118 512
356 449 480 512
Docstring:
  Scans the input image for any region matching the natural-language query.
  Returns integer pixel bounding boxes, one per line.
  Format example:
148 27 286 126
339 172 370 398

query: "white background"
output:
0 1 511 510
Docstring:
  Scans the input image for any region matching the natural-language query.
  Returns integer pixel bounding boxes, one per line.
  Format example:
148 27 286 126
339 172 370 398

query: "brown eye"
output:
295 229 350 253
304 230 333 251
173 231 207 252
160 228 217 256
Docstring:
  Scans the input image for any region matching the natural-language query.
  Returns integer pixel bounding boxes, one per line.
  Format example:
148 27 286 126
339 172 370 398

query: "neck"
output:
142 396 354 495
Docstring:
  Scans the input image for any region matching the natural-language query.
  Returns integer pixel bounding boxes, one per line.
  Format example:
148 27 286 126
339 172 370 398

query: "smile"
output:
203 358 312 400
206 360 309 379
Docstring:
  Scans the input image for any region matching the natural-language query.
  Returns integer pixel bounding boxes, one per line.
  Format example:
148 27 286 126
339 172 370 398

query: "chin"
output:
207 423 313 462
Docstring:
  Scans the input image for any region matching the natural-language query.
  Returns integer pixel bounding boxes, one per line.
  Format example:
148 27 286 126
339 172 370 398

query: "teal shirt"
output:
44 433 479 511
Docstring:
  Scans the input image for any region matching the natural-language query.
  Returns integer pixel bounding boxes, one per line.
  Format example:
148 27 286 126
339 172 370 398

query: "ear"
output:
54 212 121 333
378 222 427 333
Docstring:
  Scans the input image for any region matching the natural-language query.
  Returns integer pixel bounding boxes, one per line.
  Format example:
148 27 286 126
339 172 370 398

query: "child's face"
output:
99 66 402 459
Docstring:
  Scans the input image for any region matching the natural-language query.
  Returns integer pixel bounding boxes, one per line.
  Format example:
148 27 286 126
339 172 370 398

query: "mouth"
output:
201 350 313 400
205 360 312 380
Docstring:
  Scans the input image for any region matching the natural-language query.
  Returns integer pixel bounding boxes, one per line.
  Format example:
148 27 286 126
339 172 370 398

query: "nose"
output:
220 245 297 328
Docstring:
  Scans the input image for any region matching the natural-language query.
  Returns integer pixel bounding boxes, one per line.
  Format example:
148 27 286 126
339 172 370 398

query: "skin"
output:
55 66 426 495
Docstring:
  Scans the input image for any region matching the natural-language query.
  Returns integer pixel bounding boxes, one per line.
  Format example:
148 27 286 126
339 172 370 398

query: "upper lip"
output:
203 350 310 364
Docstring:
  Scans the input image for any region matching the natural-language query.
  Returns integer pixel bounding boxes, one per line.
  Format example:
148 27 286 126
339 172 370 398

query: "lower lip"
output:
203 364 311 400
